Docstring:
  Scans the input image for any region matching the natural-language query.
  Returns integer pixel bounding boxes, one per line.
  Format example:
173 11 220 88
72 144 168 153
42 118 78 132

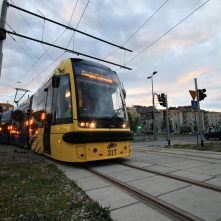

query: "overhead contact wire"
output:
10 0 54 62
102 0 168 61
125 0 210 65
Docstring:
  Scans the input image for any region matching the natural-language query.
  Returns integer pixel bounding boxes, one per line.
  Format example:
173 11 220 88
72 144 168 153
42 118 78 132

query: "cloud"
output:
178 70 206 84
0 0 220 113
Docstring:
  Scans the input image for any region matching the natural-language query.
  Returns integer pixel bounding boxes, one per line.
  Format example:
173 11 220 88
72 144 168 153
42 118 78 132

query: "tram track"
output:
83 157 221 221
83 165 202 221
115 161 221 193
132 147 221 161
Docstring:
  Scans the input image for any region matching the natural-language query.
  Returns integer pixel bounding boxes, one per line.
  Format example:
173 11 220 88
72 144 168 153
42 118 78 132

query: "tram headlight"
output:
90 122 96 128
80 122 85 127
122 123 129 128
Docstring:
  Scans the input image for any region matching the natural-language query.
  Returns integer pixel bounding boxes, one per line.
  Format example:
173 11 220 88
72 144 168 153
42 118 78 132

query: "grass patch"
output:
0 152 111 221
165 142 221 152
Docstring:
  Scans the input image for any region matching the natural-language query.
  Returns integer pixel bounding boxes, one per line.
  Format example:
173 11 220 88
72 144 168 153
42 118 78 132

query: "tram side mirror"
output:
122 89 126 99
52 75 60 88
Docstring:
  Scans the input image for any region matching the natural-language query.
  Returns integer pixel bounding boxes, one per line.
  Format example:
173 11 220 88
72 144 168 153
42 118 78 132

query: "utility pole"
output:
194 78 204 147
152 91 157 140
0 0 8 79
194 109 199 144
165 95 170 146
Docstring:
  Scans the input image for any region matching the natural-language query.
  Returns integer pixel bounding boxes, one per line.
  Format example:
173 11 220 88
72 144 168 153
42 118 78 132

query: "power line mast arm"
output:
6 30 132 70
8 3 133 52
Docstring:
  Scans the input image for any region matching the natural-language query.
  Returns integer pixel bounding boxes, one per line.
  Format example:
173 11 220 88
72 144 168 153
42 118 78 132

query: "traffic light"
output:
151 111 153 119
150 123 153 130
198 89 206 101
138 124 141 129
157 94 161 103
159 93 166 107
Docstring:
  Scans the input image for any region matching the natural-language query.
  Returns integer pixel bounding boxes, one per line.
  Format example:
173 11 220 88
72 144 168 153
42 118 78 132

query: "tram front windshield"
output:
74 65 128 122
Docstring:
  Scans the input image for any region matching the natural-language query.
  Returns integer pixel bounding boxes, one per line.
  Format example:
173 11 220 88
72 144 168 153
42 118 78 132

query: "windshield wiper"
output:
109 107 123 127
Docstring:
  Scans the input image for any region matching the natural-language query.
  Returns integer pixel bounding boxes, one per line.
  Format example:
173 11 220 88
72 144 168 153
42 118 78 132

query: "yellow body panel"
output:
30 128 44 154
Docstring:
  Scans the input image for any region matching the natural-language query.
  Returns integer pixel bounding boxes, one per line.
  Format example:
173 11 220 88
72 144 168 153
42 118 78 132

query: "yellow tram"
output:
1 58 133 162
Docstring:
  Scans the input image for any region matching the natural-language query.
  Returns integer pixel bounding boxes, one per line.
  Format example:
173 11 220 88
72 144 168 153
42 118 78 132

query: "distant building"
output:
128 104 221 133
128 105 160 132
0 103 14 113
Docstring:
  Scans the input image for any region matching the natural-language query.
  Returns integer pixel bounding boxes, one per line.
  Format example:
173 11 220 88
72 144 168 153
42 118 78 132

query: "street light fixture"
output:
147 71 157 139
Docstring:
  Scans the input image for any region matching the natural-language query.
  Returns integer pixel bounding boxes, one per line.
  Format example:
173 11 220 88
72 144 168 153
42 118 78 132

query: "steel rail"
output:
132 148 221 161
6 30 132 70
84 166 202 221
117 162 221 193
8 3 132 52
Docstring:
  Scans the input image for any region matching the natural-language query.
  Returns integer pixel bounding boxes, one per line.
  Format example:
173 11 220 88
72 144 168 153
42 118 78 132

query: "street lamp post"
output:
147 71 157 140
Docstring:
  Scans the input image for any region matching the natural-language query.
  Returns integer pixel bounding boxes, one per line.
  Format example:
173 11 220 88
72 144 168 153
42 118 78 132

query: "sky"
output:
0 0 220 112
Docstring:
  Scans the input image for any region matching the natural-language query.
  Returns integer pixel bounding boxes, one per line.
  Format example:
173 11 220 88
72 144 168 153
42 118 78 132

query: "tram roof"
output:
71 58 112 71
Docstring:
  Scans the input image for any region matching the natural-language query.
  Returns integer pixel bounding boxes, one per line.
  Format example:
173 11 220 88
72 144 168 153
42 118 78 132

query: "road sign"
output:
191 100 198 109
189 90 196 100
164 128 166 132
189 123 193 126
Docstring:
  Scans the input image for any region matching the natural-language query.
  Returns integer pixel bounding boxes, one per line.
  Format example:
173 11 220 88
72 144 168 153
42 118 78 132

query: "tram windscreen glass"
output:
74 65 128 121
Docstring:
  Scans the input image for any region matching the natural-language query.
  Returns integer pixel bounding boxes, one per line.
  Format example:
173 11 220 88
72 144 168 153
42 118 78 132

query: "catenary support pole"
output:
165 95 170 146
152 78 156 140
194 78 204 147
0 0 8 79
194 109 199 144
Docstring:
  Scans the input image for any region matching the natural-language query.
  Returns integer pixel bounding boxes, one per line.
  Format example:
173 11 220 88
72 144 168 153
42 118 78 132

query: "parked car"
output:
173 131 180 135
204 126 221 140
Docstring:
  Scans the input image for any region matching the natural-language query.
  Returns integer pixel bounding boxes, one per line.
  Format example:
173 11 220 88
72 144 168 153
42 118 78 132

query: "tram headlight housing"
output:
122 122 129 129
78 122 96 128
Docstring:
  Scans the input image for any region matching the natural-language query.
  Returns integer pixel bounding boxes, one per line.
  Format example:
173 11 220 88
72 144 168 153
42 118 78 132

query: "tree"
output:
186 126 192 133
168 107 177 110
128 112 140 133
193 125 198 132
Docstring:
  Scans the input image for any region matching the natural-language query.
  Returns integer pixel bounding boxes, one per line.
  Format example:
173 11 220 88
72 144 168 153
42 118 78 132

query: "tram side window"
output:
31 100 45 129
12 110 25 132
56 75 72 122
1 113 11 133
45 85 53 126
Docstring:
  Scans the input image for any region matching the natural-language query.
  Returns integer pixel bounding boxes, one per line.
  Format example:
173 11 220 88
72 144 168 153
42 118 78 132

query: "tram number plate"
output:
108 149 117 156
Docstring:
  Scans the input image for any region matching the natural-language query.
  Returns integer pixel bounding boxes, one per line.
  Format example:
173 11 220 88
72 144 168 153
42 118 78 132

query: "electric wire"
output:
66 0 79 48
72 0 91 51
17 28 67 82
124 0 210 66
0 1 70 95
101 0 168 61
8 3 132 51
23 52 66 89
45 0 118 45
39 0 72 27
0 32 47 92
10 0 54 62
28 0 45 17
6 22 52 72
68 0 78 26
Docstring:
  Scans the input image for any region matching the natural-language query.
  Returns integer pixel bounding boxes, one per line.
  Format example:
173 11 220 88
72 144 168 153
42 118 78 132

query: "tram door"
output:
43 85 53 154
20 108 28 147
